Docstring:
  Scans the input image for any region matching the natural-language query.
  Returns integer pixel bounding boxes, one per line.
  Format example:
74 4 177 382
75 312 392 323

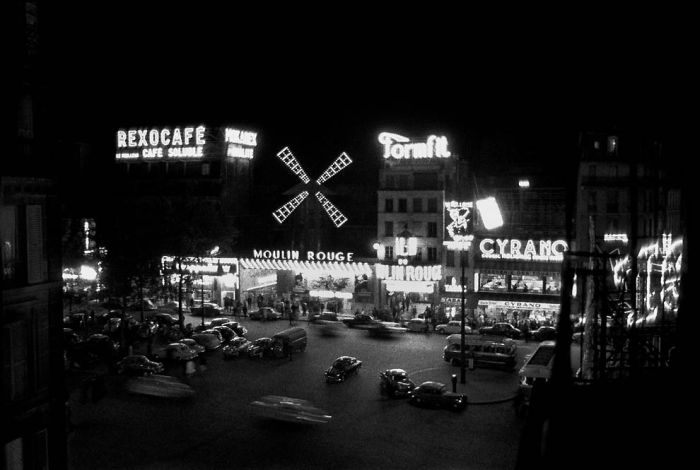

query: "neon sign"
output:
225 128 257 159
378 132 451 159
376 264 443 282
396 237 417 256
479 238 568 262
443 201 474 250
252 249 354 262
116 126 207 160
604 233 629 243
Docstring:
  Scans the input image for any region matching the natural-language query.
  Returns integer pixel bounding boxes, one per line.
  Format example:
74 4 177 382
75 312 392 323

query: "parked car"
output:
405 318 430 333
436 320 472 335
342 313 377 328
191 332 222 350
408 381 467 411
63 312 89 329
248 338 274 358
249 395 331 424
309 311 339 323
222 337 252 359
379 369 416 397
200 329 224 342
212 325 236 342
220 321 247 337
531 326 557 342
325 356 362 383
152 312 178 326
116 355 164 375
164 343 198 361
179 338 205 355
249 307 283 321
191 302 224 317
208 317 231 327
479 322 522 339
127 299 157 311
126 374 195 399
98 310 132 325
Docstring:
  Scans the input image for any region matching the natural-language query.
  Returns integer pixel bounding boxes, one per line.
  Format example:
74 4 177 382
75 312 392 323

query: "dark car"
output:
212 325 236 342
220 321 247 337
248 337 274 358
152 312 178 326
325 356 362 383
342 314 377 328
223 337 252 359
479 322 522 339
249 307 283 321
191 302 224 317
309 311 339 323
63 312 89 329
408 381 467 411
116 354 164 375
379 369 416 397
531 326 557 342
127 299 157 312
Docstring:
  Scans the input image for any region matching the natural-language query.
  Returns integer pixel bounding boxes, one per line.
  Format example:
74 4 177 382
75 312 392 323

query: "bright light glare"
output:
80 265 98 281
518 179 530 188
476 197 504 230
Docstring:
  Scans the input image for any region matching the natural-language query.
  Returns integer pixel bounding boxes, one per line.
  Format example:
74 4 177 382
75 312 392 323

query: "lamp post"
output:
460 245 467 384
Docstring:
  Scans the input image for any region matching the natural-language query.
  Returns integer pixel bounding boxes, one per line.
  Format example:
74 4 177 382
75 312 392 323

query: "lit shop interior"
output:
160 256 239 306
238 258 374 313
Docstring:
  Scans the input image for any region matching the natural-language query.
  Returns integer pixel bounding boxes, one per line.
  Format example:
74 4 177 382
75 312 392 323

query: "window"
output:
202 163 210 176
385 175 396 189
480 274 507 292
398 199 407 212
427 198 438 213
414 172 438 189
589 164 597 177
3 321 28 401
413 198 423 212
427 247 437 261
587 191 597 212
593 140 600 150
1 206 18 281
384 221 393 236
385 198 394 213
415 247 423 260
446 250 455 267
606 191 619 213
607 136 618 155
509 275 543 294
384 246 393 260
427 222 438 237
26 205 47 284
398 175 410 189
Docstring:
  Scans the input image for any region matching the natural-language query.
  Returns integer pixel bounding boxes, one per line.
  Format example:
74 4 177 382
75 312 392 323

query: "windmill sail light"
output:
273 147 352 228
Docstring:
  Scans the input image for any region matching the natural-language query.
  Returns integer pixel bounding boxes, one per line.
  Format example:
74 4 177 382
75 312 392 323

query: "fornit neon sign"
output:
116 126 207 160
378 132 451 159
479 238 568 262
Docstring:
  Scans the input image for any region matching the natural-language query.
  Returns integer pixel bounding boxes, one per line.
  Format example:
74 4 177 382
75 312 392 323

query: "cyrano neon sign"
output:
479 238 568 262
378 132 451 159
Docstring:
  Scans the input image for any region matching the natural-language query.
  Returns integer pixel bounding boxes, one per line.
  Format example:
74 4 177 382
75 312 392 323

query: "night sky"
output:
40 3 687 183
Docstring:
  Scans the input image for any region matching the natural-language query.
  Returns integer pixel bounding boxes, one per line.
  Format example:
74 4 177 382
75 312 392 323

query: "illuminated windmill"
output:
272 147 353 228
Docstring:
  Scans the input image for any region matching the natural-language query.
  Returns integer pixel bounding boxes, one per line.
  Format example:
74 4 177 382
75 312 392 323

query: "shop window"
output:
398 198 407 212
510 275 543 294
480 274 507 292
427 198 438 213
413 198 423 212
545 276 561 294
384 221 393 237
427 222 438 237
385 198 393 213
427 247 437 261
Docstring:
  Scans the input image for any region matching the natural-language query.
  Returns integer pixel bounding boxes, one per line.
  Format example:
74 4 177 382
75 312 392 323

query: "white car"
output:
436 320 472 335
250 395 331 424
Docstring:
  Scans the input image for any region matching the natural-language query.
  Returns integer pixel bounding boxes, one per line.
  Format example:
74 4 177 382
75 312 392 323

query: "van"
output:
443 335 517 369
271 327 307 358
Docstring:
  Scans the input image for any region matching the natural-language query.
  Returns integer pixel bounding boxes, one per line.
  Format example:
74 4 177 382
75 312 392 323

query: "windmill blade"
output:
272 191 309 224
315 192 348 227
316 152 353 185
277 147 311 184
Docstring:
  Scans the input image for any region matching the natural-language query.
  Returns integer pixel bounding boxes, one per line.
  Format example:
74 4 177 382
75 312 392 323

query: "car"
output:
408 381 467 411
342 313 378 328
179 338 205 355
152 312 178 326
249 395 331 424
405 318 430 333
102 317 122 334
200 328 224 342
531 326 557 342
83 334 119 358
220 321 247 337
325 356 362 383
191 332 222 350
248 337 274 358
126 374 195 399
164 343 198 361
191 302 224 317
479 322 522 339
208 317 231 327
309 311 339 323
249 307 283 321
63 312 89 329
367 322 407 337
116 355 165 375
63 328 81 347
98 310 133 325
222 337 252 359
379 369 416 397
436 320 472 335
158 301 189 314
127 299 157 311
212 325 236 342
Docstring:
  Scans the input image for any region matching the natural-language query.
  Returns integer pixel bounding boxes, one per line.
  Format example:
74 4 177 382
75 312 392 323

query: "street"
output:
67 316 552 469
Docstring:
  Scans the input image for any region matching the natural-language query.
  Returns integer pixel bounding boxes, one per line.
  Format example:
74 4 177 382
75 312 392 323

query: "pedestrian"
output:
242 303 248 317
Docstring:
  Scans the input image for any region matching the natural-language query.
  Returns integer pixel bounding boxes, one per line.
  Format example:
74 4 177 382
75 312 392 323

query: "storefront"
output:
238 249 373 314
472 237 567 328
160 256 239 307
375 262 443 318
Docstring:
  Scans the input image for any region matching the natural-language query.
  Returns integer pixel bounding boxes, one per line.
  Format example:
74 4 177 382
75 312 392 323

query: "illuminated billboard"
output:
378 132 451 160
443 201 474 250
115 126 258 161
